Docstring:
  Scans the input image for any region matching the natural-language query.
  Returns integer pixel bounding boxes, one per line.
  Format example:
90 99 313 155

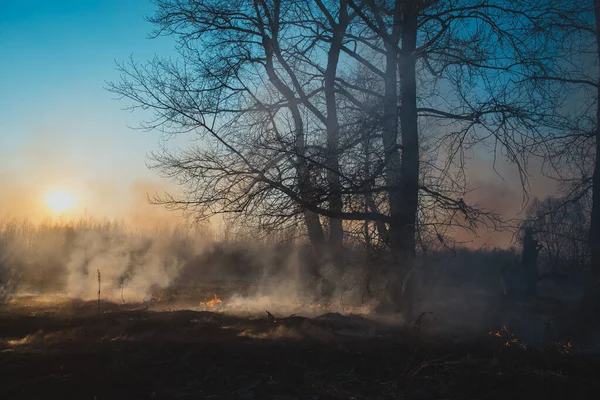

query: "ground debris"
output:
0 298 599 400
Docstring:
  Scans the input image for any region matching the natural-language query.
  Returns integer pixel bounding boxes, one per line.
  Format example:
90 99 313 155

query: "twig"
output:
266 310 277 323
413 312 434 331
97 270 101 318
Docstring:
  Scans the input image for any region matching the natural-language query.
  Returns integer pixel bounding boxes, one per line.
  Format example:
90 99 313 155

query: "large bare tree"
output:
109 0 559 316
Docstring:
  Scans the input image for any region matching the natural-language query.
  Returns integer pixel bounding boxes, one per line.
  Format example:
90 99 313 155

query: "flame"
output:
488 325 510 338
561 342 572 354
199 294 222 309
548 340 572 355
489 326 574 354
489 325 527 350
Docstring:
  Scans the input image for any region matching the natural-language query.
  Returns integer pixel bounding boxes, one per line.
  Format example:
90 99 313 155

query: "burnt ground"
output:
0 296 599 400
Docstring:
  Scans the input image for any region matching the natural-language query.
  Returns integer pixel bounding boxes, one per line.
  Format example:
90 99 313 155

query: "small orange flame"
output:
489 325 526 350
561 342 572 354
199 294 222 309
549 340 572 355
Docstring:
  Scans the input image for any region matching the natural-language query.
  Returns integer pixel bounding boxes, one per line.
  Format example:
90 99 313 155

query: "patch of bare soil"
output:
0 297 599 399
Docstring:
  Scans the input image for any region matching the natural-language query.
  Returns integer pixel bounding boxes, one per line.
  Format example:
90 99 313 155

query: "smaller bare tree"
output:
523 195 590 281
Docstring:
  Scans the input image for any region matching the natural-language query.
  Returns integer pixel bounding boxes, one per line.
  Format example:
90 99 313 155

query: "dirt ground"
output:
1 296 599 400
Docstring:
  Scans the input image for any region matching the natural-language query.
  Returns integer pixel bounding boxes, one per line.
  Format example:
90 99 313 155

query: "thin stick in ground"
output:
97 269 101 317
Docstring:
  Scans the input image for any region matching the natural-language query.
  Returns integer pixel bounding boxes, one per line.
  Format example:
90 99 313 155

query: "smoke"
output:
0 218 206 301
0 216 590 354
0 217 381 320
63 229 187 300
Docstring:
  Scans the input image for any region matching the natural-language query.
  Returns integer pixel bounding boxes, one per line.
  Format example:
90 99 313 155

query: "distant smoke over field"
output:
63 228 190 300
0 216 587 351
0 216 381 315
0 219 207 300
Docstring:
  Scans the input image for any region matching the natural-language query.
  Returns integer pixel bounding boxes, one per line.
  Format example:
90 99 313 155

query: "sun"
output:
44 190 76 213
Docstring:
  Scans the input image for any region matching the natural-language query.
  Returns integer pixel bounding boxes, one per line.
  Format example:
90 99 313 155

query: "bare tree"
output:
338 0 563 312
108 0 561 316
523 196 590 281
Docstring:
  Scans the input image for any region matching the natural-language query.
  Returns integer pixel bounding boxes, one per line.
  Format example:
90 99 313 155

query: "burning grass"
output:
488 324 574 355
488 325 528 350
198 293 222 310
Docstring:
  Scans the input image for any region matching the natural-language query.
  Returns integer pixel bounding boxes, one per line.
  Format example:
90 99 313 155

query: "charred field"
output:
1 291 599 400
1 221 599 399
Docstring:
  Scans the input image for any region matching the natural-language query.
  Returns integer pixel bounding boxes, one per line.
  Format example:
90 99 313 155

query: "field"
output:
1 221 599 399
1 292 599 400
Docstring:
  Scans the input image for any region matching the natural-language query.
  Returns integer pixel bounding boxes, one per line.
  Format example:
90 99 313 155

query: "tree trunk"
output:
261 32 326 257
398 0 420 263
582 0 600 316
376 0 419 320
323 1 349 253
381 6 402 264
522 227 539 297
588 127 600 305
396 0 420 321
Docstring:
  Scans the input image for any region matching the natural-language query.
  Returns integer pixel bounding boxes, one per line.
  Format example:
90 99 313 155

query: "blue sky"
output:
0 0 178 220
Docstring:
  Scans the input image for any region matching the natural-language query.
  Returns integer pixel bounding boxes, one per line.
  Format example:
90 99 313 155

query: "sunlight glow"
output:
44 190 76 213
